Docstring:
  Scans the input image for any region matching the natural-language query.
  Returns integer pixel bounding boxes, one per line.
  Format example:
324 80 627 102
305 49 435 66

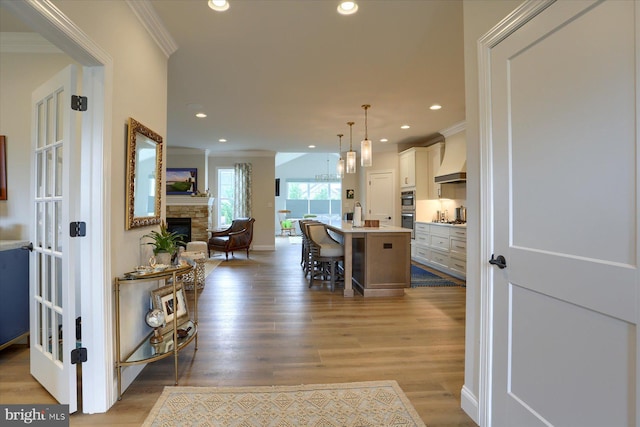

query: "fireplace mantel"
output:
166 195 213 206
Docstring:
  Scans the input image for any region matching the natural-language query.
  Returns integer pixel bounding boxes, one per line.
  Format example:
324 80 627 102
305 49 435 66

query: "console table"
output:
114 264 197 400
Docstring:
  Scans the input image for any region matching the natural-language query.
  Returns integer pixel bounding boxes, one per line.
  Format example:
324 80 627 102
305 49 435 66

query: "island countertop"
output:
322 221 411 297
325 221 412 234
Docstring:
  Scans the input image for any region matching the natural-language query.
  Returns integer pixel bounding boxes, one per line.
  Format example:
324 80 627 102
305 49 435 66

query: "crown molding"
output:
126 0 178 58
440 121 466 138
0 32 63 53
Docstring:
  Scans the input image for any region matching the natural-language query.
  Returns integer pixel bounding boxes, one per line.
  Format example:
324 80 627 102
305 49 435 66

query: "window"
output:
217 168 234 227
286 180 341 220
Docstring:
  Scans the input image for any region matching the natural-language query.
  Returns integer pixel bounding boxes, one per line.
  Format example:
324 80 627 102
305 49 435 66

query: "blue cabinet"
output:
0 246 29 350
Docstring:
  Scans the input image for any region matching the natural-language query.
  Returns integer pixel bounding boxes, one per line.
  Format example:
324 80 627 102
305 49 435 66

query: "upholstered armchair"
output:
207 218 255 260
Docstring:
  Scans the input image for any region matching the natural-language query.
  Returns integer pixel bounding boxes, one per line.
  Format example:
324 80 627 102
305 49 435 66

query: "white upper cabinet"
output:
399 143 444 199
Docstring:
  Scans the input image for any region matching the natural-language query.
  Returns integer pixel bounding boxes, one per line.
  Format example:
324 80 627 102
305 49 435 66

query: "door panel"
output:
367 171 394 225
30 65 78 413
509 285 632 427
489 1 637 426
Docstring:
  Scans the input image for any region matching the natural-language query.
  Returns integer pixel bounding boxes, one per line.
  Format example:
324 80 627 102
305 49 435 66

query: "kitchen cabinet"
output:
399 143 444 199
412 222 466 279
426 143 444 199
399 149 417 188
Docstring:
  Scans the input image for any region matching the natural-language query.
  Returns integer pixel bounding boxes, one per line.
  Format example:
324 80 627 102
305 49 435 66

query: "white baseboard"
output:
461 385 479 425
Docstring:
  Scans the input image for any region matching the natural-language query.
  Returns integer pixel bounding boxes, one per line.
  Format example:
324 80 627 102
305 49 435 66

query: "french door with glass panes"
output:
30 64 80 413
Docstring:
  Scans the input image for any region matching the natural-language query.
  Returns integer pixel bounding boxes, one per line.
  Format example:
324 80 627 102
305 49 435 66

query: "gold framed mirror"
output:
126 117 163 229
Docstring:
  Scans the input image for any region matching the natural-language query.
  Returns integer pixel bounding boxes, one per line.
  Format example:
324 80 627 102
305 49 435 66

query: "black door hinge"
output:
70 221 86 237
71 95 88 111
71 347 87 364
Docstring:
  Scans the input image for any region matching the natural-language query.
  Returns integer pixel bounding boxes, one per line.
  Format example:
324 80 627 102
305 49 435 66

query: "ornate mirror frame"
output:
126 117 163 229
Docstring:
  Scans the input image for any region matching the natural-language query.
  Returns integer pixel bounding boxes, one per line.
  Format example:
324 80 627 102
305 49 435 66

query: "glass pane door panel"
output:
46 96 53 147
55 257 62 307
55 311 63 362
55 90 64 141
44 255 51 302
44 202 52 250
55 201 61 252
40 304 53 353
36 203 43 248
45 149 53 197
37 252 43 298
55 147 63 197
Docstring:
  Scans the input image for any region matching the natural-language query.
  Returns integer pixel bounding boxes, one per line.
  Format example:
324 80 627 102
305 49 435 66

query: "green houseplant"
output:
143 221 186 264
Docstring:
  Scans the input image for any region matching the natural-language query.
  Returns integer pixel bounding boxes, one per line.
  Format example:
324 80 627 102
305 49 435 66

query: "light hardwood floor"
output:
0 237 476 426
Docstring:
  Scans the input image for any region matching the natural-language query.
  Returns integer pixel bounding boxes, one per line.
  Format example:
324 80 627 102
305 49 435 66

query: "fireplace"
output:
166 217 191 244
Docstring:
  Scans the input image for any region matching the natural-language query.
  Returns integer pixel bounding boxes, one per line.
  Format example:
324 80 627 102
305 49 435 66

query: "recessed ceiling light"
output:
208 0 229 12
430 104 442 110
219 138 227 143
401 125 410 129
380 138 388 143
195 112 207 118
308 145 316 148
337 1 358 15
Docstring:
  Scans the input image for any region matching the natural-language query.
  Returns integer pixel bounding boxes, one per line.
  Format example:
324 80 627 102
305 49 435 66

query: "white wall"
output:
461 0 523 422
208 153 276 250
0 53 74 239
52 0 170 402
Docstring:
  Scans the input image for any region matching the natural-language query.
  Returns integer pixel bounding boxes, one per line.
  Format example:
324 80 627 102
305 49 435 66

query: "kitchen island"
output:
324 221 412 297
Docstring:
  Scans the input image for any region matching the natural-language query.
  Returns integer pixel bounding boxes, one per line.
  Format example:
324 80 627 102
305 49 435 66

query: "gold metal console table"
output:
114 264 197 400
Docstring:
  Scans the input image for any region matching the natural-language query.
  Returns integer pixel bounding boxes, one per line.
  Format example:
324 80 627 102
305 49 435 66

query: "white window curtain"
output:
234 162 252 217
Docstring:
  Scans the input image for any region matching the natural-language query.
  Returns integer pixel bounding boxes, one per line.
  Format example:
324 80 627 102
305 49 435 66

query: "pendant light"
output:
361 104 372 167
346 122 356 174
336 134 345 178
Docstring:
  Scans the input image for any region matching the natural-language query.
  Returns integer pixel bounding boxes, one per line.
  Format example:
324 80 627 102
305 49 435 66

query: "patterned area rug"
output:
142 381 426 427
411 265 460 287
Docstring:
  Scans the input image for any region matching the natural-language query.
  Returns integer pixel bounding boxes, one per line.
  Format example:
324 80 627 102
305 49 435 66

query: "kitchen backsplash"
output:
415 183 466 223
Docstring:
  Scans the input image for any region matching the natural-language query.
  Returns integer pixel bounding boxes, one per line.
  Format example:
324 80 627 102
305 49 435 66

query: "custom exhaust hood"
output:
435 123 466 184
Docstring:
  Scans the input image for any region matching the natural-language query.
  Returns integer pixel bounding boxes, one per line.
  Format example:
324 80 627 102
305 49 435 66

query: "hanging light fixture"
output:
336 134 345 178
361 104 372 167
346 122 356 174
208 0 230 12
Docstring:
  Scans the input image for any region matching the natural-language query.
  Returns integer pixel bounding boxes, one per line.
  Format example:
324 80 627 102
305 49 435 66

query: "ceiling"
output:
1 0 466 156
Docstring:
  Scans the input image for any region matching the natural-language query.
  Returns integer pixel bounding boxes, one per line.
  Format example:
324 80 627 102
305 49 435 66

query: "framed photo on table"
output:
151 283 190 335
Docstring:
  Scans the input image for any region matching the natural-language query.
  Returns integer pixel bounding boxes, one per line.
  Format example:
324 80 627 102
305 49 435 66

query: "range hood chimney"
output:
435 122 466 184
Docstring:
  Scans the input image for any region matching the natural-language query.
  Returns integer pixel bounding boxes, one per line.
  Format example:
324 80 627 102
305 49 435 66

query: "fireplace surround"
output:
165 196 213 243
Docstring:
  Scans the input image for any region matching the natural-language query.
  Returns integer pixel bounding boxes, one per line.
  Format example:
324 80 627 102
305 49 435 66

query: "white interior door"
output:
30 64 79 413
367 170 395 225
487 1 639 425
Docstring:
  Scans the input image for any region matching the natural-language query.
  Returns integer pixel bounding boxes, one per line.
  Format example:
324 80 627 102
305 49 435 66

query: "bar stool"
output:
299 219 320 276
306 224 344 292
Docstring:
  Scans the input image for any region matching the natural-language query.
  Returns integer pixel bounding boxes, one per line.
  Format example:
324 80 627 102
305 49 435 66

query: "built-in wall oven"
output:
400 190 416 238
400 190 415 211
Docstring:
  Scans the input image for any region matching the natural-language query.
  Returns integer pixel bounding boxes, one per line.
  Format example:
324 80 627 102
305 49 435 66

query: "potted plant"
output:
143 221 185 265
